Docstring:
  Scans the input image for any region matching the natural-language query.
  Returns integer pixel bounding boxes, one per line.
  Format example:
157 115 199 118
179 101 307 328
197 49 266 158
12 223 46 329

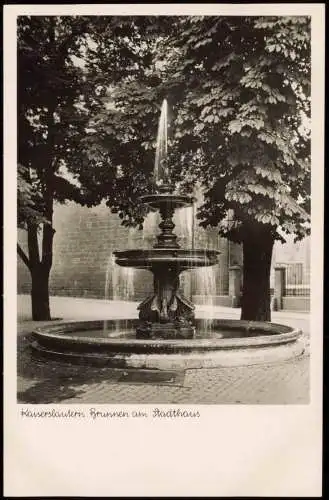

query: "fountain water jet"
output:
154 99 168 185
113 99 219 339
31 100 305 369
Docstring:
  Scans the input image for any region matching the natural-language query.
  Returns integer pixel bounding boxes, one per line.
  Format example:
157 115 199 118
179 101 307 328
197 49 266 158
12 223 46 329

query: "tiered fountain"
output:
114 100 219 340
31 100 304 369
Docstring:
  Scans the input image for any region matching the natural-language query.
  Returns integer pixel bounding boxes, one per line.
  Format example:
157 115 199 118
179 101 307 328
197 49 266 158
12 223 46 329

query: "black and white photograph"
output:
16 11 313 405
4 3 324 497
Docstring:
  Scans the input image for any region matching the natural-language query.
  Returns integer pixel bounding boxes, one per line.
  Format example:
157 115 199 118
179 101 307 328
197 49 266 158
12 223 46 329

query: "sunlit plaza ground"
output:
17 294 310 405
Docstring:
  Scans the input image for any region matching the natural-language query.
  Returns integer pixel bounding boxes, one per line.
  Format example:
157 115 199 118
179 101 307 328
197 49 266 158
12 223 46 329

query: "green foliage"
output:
169 16 310 243
86 15 310 244
18 15 311 245
18 16 91 224
17 15 153 228
17 163 49 227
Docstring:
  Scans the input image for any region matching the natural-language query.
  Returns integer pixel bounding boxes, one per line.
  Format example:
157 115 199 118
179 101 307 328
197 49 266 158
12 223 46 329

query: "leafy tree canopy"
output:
17 15 162 319
17 15 311 322
84 15 311 242
17 15 157 226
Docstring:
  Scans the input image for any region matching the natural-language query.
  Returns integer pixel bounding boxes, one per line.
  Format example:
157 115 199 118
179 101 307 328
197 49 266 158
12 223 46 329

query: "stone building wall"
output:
18 200 310 308
18 202 152 300
273 235 310 280
17 201 243 301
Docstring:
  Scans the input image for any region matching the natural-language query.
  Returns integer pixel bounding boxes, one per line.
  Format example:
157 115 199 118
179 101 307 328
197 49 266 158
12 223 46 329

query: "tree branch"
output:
17 243 31 271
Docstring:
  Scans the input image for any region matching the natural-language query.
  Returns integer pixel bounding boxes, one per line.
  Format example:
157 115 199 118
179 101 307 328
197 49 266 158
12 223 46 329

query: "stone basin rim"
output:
113 249 221 255
139 193 196 208
113 248 220 269
31 319 302 351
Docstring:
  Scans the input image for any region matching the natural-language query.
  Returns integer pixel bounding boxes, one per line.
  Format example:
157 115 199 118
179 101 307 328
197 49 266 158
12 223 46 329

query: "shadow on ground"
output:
17 334 186 404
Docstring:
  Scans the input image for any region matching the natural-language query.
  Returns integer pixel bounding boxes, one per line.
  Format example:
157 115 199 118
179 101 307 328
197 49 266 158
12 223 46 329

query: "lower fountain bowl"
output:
113 248 220 269
31 319 305 369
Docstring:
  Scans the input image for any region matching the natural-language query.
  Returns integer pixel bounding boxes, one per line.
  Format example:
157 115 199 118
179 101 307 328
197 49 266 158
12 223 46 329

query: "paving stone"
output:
16 301 311 405
17 353 309 405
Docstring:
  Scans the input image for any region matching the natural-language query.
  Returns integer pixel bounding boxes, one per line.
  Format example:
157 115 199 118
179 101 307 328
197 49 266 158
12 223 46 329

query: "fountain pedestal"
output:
136 265 195 339
114 187 219 340
136 189 197 339
29 100 305 373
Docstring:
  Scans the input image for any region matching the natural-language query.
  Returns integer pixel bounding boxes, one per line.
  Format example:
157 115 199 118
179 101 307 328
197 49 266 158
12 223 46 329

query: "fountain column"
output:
136 193 196 339
154 201 179 249
114 99 219 340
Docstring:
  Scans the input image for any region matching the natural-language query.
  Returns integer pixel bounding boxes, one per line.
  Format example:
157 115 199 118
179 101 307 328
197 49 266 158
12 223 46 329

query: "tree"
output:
17 15 155 319
164 16 311 321
19 16 310 322
75 17 175 228
87 16 311 321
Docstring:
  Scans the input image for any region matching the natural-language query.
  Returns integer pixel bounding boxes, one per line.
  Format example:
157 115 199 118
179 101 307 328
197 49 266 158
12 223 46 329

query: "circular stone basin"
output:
31 319 305 370
113 249 220 269
139 193 196 210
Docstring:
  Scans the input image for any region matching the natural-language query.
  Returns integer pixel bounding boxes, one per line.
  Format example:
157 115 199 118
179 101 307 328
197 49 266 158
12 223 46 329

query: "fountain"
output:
31 100 305 369
113 104 219 339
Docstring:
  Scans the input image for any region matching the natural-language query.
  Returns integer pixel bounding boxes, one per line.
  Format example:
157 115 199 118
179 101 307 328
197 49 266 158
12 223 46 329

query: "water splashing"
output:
142 210 160 247
104 253 135 333
105 252 135 302
103 255 115 333
154 99 168 185
173 205 194 248
194 265 217 302
104 255 114 302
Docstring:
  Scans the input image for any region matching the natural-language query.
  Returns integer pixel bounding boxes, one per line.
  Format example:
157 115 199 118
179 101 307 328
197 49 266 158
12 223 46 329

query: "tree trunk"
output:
30 264 51 320
23 221 54 321
18 19 57 321
18 223 54 321
240 225 275 322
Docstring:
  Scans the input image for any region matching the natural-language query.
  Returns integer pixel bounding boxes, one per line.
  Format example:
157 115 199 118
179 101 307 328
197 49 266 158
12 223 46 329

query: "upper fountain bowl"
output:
113 248 220 270
139 193 196 210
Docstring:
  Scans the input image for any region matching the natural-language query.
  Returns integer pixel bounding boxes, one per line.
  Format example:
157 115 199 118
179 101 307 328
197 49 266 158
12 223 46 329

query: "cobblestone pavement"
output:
16 297 311 405
17 335 310 405
61 357 310 405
